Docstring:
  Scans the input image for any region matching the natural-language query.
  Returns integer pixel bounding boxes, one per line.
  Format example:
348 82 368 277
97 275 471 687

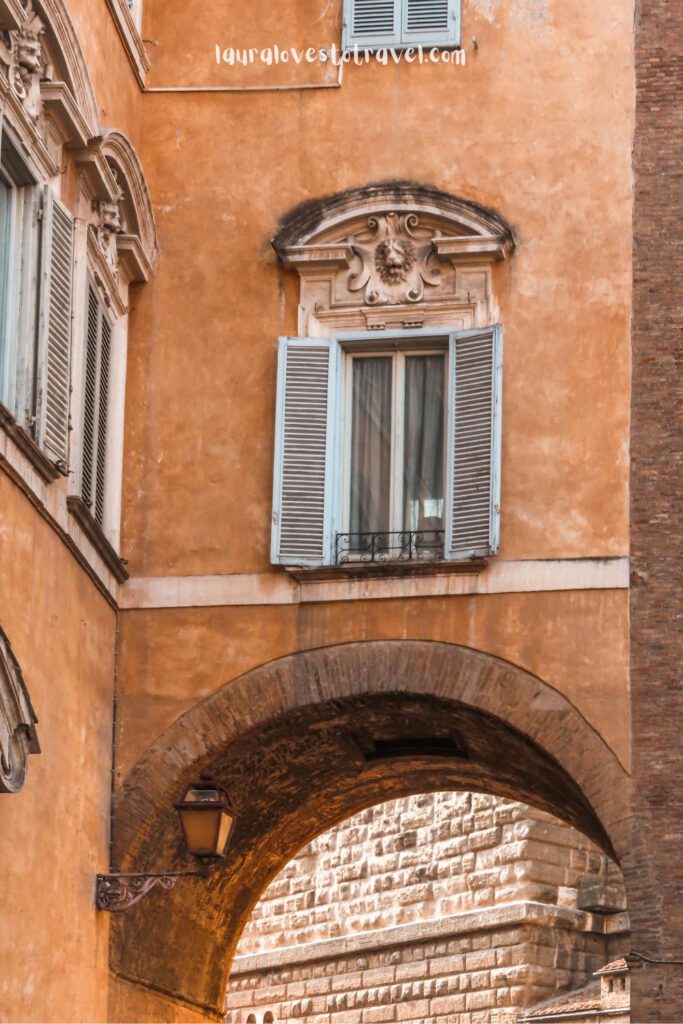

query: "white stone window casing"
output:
270 185 514 571
0 0 157 587
343 0 461 50
126 0 142 31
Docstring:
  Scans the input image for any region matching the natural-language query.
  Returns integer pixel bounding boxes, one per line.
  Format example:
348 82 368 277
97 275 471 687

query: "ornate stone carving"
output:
0 2 49 122
347 212 442 306
274 186 515 334
0 627 40 794
93 176 126 271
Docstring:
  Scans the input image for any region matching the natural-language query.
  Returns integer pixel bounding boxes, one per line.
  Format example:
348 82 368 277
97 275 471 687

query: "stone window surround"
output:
0 0 157 595
271 183 513 579
104 0 150 86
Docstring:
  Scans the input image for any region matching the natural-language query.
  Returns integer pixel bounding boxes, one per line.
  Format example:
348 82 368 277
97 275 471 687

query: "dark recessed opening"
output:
363 735 468 761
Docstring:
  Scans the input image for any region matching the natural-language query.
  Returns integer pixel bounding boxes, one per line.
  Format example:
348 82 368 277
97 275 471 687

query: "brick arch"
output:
110 641 630 1019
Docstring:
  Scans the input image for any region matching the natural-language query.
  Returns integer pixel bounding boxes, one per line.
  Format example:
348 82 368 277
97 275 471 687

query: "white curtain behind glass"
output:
403 355 445 533
350 357 392 534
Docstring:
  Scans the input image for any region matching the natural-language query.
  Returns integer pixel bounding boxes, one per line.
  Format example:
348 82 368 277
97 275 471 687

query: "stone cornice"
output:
40 79 91 147
231 901 631 974
0 0 24 30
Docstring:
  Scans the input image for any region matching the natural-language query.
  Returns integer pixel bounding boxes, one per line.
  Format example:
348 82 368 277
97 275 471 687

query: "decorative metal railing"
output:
335 530 445 565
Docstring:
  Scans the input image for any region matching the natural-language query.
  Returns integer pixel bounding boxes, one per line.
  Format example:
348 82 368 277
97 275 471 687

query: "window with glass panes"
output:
344 348 446 560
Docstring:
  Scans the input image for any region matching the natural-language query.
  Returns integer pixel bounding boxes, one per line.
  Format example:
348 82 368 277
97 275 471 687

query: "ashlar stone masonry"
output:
225 792 629 1024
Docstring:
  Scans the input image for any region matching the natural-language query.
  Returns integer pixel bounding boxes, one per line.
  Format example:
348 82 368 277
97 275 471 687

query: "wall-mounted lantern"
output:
95 776 238 913
174 776 238 858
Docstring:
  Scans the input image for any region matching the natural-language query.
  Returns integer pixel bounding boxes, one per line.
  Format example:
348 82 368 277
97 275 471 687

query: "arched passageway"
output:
110 641 630 1018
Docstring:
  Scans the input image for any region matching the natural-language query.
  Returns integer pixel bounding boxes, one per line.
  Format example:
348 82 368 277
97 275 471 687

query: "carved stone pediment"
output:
273 183 514 336
0 627 40 794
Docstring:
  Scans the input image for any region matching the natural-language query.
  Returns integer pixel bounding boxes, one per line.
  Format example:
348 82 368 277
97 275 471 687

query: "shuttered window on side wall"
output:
446 326 502 561
344 0 459 48
36 189 74 470
81 284 112 530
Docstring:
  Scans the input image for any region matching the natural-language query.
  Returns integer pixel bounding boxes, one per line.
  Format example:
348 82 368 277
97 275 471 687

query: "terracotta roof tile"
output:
595 957 629 975
520 981 602 1019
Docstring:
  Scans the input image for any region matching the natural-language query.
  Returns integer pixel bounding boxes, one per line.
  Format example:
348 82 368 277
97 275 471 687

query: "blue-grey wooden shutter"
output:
36 188 74 471
445 326 502 561
81 284 112 529
271 338 339 566
402 0 460 46
343 0 401 49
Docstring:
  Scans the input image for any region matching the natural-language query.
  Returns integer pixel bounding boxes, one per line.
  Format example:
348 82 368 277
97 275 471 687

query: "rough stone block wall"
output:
226 923 611 1024
631 0 683 1018
226 793 628 1022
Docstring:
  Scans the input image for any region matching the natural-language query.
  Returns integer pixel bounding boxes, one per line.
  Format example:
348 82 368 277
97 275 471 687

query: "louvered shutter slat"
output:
94 318 111 528
81 288 99 510
81 285 112 531
38 191 74 469
446 327 502 561
402 0 460 45
271 338 337 566
344 0 401 47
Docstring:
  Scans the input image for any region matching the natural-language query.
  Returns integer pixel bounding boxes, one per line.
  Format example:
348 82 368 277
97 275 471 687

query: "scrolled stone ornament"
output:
347 211 442 306
0 626 40 795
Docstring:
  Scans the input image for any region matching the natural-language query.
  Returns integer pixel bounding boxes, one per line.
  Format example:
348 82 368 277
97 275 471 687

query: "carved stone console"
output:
0 627 40 794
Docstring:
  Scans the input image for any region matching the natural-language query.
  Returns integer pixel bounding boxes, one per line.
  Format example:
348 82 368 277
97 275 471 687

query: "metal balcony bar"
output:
335 530 445 565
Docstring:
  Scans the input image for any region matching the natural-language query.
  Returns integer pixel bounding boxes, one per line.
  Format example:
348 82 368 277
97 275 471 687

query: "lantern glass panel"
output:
178 806 222 856
216 808 235 855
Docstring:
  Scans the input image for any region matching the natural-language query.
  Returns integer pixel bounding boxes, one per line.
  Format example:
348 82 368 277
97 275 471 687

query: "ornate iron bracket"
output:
95 869 208 912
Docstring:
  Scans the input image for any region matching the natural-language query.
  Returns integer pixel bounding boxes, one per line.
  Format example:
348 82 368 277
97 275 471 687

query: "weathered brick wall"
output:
226 793 628 1023
631 0 683 1018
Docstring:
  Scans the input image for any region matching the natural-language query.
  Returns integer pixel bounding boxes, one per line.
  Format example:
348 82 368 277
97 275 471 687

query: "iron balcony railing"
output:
335 530 445 565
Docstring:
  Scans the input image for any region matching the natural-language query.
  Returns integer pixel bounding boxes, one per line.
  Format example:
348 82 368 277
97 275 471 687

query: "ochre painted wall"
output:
121 0 633 576
1 0 637 1020
0 475 116 1023
0 3 139 1021
112 6 634 1015
116 589 630 781
115 0 634 847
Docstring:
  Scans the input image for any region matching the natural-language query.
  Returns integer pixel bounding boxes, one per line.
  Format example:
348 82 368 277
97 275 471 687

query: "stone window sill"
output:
0 403 63 483
104 0 150 86
283 558 487 583
66 496 129 584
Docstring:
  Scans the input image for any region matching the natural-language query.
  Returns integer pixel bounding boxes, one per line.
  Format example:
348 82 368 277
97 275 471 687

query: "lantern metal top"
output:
174 774 239 815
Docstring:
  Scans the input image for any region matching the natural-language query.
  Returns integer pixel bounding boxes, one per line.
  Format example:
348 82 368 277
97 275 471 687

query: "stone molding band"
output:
231 900 631 975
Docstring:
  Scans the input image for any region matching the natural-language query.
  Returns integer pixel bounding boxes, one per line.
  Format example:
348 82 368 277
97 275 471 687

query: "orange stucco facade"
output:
0 0 638 1021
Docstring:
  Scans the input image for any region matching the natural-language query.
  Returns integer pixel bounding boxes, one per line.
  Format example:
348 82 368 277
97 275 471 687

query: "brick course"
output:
631 0 683 1018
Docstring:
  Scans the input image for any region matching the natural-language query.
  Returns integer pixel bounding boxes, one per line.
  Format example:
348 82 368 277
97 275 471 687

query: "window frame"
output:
271 325 502 570
74 272 125 544
0 137 41 427
342 0 461 52
340 342 449 539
